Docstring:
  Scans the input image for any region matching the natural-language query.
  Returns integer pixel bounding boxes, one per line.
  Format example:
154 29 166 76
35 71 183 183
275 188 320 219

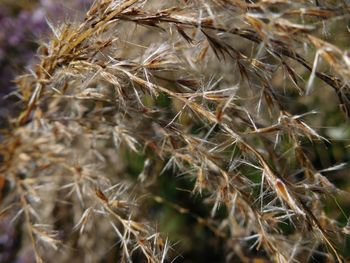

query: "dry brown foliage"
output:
1 0 350 262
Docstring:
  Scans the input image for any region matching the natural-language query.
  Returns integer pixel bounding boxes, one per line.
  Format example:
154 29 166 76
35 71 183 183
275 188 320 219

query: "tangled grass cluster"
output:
1 0 350 262
0 0 93 128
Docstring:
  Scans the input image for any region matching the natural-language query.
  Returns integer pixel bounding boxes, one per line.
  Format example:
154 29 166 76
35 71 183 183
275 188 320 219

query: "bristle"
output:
0 0 349 262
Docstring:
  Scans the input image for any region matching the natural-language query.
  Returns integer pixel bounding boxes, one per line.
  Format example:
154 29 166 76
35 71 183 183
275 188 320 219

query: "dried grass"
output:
1 0 350 262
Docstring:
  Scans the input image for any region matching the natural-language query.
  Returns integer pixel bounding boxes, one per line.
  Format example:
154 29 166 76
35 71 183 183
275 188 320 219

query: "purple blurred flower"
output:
0 216 17 262
0 5 48 98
